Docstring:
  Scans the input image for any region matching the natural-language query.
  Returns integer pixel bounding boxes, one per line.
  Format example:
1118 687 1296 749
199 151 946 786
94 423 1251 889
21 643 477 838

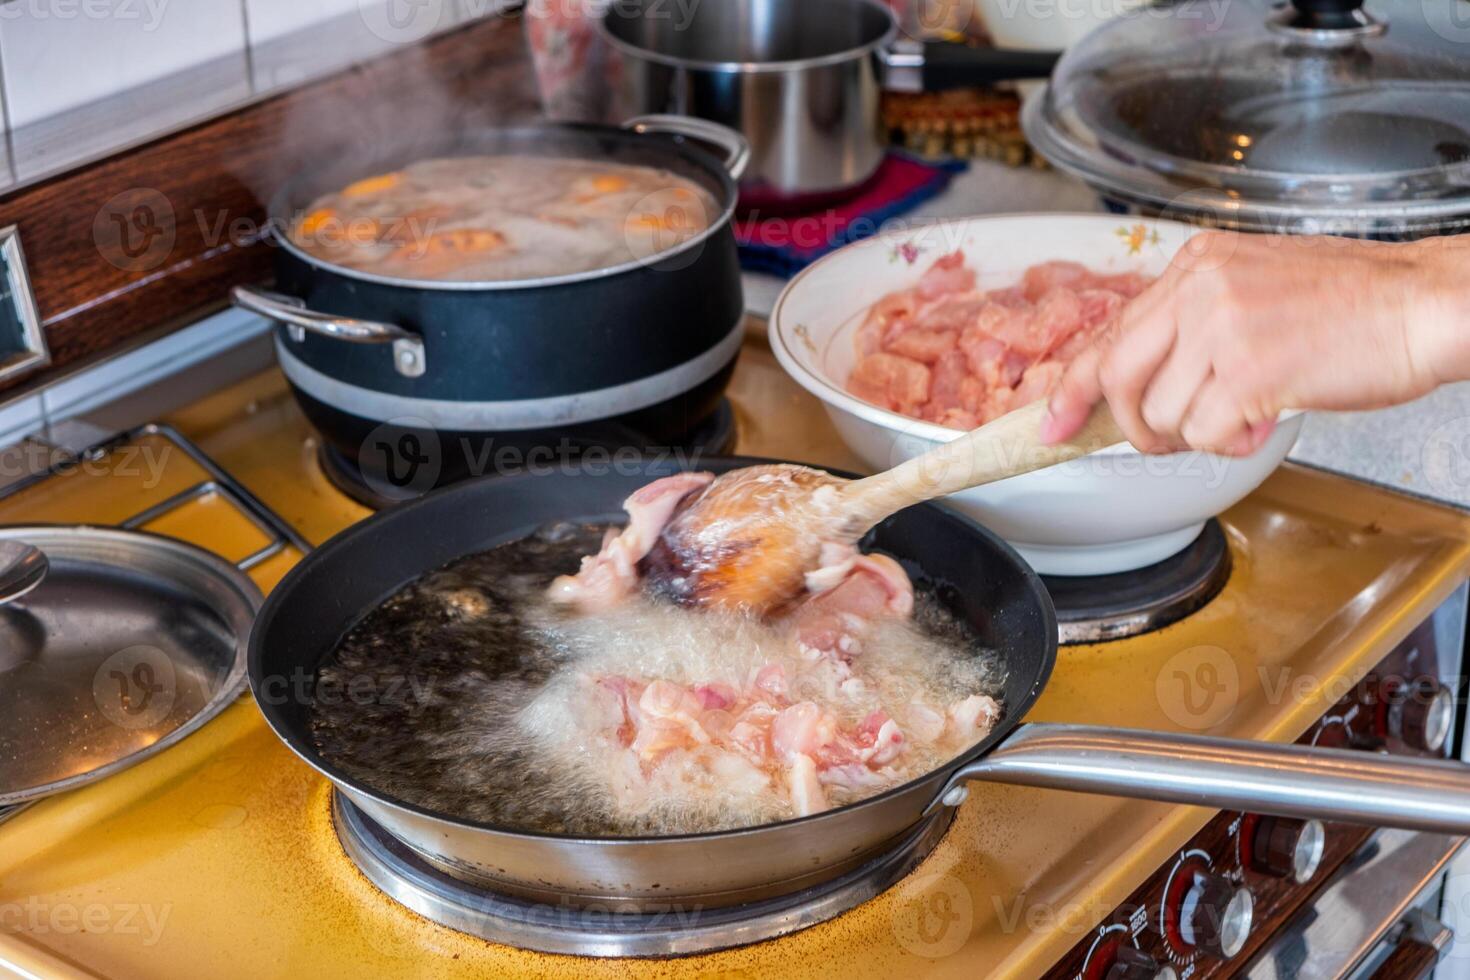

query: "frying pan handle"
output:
622 114 752 182
230 285 426 378
935 722 1470 835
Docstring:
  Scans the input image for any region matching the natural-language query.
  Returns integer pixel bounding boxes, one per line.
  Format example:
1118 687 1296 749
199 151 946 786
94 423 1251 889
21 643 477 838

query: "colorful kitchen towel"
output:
735 153 968 278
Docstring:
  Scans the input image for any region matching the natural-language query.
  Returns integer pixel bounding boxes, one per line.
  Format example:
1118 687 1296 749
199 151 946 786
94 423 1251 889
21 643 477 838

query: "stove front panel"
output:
1045 593 1468 980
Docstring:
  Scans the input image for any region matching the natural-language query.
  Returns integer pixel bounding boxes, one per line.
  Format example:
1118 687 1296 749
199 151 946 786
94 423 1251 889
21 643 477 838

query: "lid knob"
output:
1282 0 1379 32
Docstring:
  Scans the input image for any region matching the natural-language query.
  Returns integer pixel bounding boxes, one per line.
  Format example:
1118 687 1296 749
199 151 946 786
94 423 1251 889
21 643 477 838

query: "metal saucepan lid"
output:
1023 0 1470 233
0 526 262 807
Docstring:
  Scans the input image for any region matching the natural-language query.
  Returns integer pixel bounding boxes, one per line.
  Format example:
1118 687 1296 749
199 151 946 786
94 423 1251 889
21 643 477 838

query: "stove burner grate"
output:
318 399 738 510
1044 520 1232 645
332 792 953 958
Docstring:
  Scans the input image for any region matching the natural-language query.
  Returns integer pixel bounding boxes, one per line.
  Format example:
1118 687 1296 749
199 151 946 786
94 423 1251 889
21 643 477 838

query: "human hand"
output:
1038 231 1468 455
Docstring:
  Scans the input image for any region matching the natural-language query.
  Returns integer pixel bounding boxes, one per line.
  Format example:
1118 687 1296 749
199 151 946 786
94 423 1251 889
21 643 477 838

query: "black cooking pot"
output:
232 116 750 496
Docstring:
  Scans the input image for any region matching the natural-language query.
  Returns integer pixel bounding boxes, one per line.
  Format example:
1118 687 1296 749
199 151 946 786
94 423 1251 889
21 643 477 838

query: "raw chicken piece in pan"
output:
547 471 714 610
548 473 1000 818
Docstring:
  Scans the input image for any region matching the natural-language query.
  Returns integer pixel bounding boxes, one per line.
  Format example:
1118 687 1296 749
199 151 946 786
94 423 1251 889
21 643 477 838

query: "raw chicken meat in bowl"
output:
770 213 1303 575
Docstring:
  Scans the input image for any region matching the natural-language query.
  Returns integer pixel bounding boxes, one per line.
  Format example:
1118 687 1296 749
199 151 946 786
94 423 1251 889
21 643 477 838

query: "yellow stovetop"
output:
2 338 1470 979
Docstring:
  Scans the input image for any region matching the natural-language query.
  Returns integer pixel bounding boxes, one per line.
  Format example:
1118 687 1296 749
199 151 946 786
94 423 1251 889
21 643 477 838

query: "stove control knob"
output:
1180 872 1253 959
1250 816 1326 883
1105 945 1178 980
1390 679 1454 754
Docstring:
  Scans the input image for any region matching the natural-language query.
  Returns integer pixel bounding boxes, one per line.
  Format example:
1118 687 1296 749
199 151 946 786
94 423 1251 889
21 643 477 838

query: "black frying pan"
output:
248 457 1470 913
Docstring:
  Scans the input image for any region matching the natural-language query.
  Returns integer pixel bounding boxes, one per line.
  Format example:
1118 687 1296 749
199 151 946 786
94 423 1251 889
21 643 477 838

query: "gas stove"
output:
0 331 1468 979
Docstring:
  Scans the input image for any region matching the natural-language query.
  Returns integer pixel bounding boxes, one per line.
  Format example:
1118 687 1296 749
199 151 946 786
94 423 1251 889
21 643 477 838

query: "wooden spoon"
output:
640 399 1127 614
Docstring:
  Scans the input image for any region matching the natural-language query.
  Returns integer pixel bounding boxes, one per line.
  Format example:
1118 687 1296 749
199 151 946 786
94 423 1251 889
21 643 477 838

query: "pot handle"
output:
882 39 1060 93
622 114 752 182
231 285 426 378
933 722 1470 835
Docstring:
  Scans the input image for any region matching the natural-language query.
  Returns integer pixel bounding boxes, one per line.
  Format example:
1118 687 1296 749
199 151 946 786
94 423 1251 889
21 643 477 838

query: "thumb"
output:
1040 345 1104 444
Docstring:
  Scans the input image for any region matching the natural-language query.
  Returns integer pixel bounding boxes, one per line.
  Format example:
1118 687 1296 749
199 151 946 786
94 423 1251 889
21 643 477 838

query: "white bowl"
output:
974 0 1150 103
768 213 1303 576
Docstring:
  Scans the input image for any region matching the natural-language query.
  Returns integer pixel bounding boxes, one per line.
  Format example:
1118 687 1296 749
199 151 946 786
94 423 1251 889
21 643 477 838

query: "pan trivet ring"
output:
1044 519 1232 645
332 791 953 957
317 398 739 510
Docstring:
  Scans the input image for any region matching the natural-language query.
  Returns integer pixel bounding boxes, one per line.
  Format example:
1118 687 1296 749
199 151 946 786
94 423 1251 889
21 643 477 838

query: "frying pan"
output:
249 457 1470 911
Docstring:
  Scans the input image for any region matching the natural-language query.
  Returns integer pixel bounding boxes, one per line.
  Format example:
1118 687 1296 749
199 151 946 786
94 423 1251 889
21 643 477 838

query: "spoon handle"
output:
839 399 1128 531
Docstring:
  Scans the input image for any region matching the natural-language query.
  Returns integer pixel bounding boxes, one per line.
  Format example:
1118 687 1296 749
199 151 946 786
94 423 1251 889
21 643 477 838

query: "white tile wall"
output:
246 0 490 95
243 0 359 45
0 0 507 172
0 0 250 128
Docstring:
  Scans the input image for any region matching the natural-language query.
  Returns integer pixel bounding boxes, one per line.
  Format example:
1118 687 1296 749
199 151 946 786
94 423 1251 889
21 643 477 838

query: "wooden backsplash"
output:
0 13 539 395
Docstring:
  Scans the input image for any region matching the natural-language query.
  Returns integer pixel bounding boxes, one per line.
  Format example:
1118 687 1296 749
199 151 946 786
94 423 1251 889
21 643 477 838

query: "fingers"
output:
1138 335 1213 447
1039 342 1103 443
1178 376 1276 456
1092 295 1180 453
1042 287 1179 449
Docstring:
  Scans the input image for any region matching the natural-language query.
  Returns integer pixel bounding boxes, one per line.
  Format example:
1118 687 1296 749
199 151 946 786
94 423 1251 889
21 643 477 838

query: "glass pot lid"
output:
1023 0 1470 230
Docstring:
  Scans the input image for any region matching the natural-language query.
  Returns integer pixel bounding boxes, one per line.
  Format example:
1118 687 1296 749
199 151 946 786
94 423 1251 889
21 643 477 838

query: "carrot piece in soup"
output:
341 172 404 198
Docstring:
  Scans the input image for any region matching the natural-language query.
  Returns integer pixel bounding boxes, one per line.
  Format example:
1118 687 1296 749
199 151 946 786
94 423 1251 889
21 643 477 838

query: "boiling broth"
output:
289 156 717 282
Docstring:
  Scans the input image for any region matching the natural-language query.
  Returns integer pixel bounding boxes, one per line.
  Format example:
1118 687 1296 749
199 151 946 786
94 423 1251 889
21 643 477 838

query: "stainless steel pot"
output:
249 457 1470 917
599 0 1059 209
